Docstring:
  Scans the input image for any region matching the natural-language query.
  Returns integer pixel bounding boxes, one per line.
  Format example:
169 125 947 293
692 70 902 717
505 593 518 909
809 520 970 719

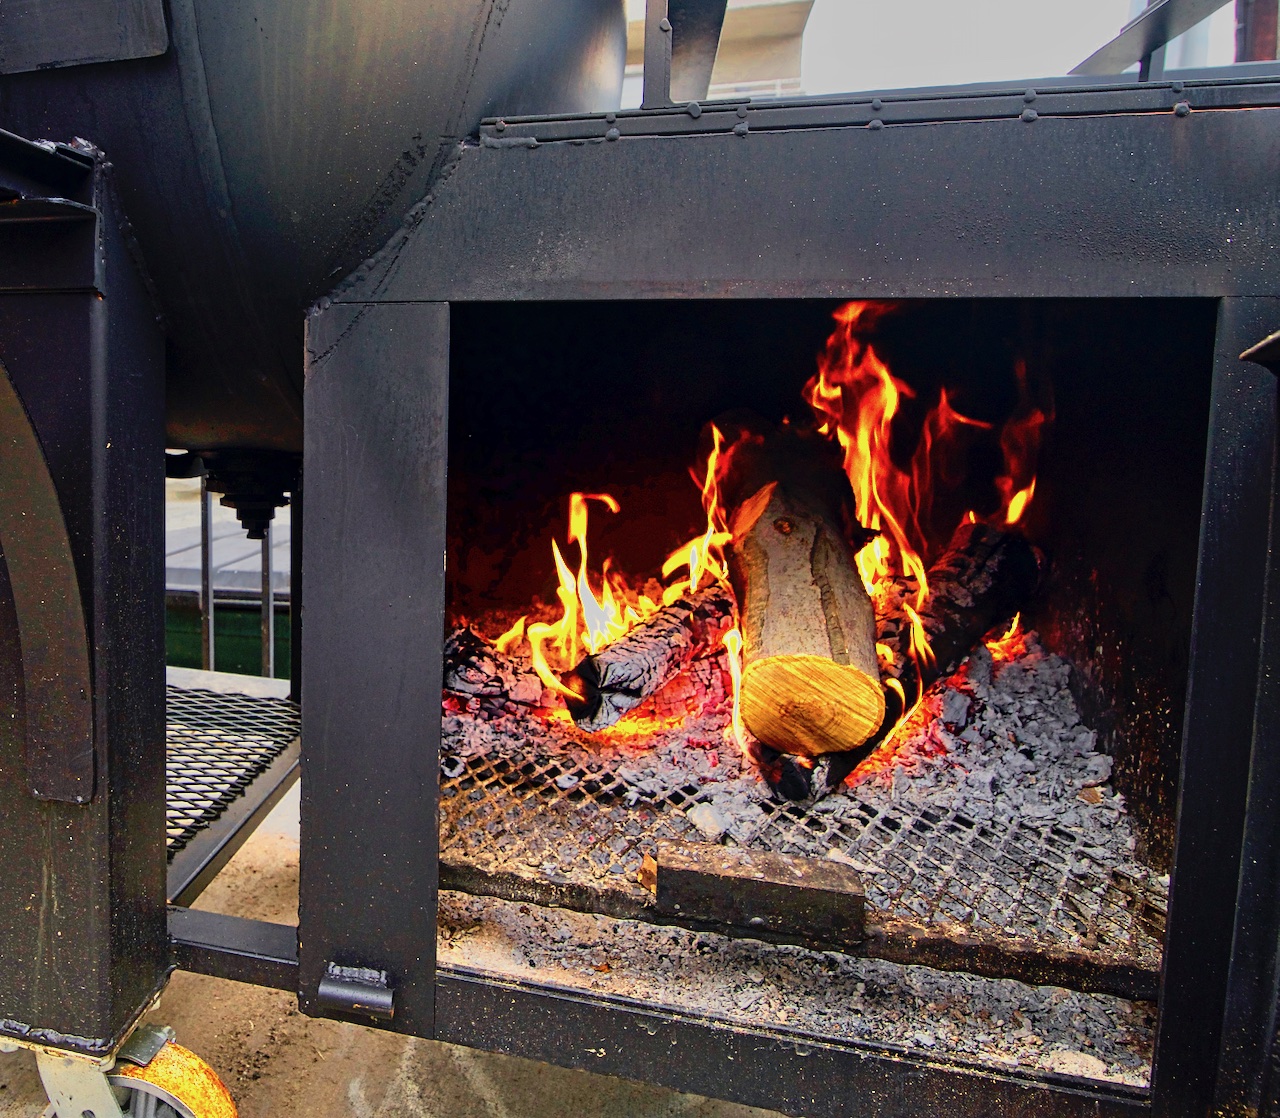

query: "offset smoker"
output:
3 3 1280 1118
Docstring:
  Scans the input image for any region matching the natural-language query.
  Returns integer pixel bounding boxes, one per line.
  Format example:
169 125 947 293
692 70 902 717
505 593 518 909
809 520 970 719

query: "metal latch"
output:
316 962 395 1021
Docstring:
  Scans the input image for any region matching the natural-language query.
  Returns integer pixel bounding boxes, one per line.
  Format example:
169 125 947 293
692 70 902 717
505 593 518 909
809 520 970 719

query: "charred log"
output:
564 582 736 731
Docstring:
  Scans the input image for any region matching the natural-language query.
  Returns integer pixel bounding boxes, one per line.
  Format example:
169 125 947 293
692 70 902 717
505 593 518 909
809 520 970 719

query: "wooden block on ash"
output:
655 841 864 944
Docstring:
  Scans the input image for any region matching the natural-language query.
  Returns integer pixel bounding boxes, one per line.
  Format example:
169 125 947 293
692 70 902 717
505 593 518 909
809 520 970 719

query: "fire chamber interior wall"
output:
447 299 1217 867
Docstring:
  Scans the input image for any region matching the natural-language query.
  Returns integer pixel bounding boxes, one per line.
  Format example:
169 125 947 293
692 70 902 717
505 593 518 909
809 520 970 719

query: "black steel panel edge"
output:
1213 323 1280 1114
166 738 300 906
434 965 1149 1118
1151 299 1280 1117
300 301 446 1037
338 104 1280 306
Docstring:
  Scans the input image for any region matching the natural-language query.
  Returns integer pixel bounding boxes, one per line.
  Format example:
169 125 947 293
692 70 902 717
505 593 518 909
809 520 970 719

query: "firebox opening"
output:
448 297 1214 872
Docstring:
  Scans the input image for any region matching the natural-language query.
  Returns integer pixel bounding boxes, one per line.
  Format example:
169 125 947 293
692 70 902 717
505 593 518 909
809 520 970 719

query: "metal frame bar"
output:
1072 0 1234 75
260 519 274 678
300 302 447 1037
168 908 297 991
1212 322 1280 1118
1148 299 1280 1115
200 476 214 671
0 136 168 1056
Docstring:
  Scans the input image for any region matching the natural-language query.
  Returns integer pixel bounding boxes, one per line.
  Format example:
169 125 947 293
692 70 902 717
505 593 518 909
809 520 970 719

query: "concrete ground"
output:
0 825 784 1118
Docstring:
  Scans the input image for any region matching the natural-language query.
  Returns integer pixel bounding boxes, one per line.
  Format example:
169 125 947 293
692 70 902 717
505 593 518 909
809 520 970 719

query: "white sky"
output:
623 0 1240 101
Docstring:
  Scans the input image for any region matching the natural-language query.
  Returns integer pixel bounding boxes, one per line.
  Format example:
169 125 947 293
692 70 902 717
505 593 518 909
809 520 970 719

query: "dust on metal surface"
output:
165 687 300 856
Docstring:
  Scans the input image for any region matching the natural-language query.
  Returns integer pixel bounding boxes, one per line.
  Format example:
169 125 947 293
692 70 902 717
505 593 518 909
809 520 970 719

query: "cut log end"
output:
741 655 885 757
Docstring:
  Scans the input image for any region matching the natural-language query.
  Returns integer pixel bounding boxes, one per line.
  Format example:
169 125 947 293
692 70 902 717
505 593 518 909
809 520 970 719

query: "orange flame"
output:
515 430 737 701
985 612 1028 663
518 493 665 698
994 359 1050 527
661 424 732 601
803 302 1049 711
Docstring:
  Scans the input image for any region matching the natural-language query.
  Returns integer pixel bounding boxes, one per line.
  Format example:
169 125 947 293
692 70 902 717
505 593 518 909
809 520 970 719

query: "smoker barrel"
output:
0 0 626 453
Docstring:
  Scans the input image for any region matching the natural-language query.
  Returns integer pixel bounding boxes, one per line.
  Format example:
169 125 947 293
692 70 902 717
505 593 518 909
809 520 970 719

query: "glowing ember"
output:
985 612 1029 663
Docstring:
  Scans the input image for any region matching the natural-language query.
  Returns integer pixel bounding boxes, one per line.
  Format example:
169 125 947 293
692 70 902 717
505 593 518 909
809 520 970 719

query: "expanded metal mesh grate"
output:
439 745 1166 970
166 686 301 856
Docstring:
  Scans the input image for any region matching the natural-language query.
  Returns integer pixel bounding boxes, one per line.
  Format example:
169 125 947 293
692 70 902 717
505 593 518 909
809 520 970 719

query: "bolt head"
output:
1174 100 1191 117
868 118 884 130
659 16 671 31
606 127 621 141
686 101 702 119
1021 108 1038 122
871 97 883 111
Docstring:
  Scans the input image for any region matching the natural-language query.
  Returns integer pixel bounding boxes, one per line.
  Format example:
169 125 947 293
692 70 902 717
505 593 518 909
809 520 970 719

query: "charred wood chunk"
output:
564 582 736 731
443 626 544 707
879 520 1044 697
655 841 865 946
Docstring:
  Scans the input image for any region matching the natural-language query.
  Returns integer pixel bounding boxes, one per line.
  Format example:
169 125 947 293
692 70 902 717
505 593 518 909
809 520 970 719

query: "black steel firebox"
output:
300 81 1280 1117
4 41 1280 1118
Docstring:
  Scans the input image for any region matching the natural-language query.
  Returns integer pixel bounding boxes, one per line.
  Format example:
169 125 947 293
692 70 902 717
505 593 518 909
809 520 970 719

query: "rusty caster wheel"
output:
108 1042 237 1118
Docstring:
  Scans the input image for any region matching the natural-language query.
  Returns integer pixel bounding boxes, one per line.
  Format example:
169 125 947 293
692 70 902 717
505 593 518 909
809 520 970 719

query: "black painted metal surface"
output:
168 908 298 992
0 333 94 802
1214 320 1280 1118
0 0 625 453
0 136 167 1054
342 85 1280 305
434 966 1150 1118
301 303 449 1038
0 0 167 75
1150 300 1280 1118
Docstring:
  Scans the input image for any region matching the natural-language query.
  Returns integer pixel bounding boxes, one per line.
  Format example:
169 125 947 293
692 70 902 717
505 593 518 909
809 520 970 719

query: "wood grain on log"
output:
717 415 883 757
766 520 1043 802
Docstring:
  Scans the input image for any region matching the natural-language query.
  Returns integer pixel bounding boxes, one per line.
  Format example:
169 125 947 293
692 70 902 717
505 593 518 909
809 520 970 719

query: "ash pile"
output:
439 617 1166 992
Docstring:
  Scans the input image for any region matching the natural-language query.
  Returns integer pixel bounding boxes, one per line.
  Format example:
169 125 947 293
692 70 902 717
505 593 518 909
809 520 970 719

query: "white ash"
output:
438 890 1154 1087
441 632 1165 959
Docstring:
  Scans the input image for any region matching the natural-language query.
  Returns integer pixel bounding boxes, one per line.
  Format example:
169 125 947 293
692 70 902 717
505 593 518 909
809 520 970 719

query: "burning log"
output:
880 519 1043 699
768 519 1044 801
716 413 885 758
563 582 736 731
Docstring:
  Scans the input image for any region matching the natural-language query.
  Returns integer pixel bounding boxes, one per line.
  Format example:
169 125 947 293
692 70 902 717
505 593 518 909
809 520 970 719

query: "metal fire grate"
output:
439 744 1167 989
165 686 301 856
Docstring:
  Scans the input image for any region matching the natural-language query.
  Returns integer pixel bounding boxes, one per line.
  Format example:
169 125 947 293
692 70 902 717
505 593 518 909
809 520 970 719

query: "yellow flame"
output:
1005 479 1036 525
494 616 526 655
723 627 748 758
